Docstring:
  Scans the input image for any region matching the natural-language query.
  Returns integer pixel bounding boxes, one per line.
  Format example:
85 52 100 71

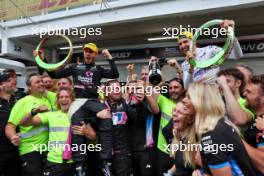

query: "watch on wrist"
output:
31 108 38 116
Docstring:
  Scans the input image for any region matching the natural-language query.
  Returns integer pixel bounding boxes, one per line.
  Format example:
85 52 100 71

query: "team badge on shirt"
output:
112 112 128 125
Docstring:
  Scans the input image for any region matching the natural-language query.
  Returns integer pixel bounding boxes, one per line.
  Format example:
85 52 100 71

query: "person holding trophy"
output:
34 42 119 175
176 19 243 88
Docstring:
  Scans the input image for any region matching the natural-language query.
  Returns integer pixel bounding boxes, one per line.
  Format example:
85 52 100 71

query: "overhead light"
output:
148 36 176 41
59 45 83 50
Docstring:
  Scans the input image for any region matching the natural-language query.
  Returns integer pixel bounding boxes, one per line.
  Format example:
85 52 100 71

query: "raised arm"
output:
145 93 160 114
167 59 183 79
126 64 136 82
141 79 160 114
182 51 194 89
217 76 253 125
101 49 119 78
220 20 243 59
33 50 74 78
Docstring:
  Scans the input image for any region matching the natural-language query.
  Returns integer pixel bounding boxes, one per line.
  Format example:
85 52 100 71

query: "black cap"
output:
0 73 10 84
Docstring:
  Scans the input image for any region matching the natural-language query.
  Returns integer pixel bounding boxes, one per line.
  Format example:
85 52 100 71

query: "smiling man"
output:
177 20 243 89
5 73 57 176
34 43 119 174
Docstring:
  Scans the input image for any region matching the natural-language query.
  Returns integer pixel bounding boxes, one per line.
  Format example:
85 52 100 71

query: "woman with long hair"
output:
164 101 196 176
184 83 256 176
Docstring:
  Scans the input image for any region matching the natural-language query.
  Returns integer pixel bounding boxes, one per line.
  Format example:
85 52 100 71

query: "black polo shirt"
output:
0 96 18 153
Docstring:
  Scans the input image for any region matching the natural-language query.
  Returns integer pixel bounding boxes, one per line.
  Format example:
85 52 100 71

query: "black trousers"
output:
20 151 47 176
112 153 133 176
0 150 21 176
71 99 111 162
156 149 174 176
42 161 76 176
85 150 101 176
133 148 156 176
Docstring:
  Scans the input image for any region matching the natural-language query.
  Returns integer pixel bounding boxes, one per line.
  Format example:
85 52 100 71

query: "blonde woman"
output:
163 101 196 176
184 83 256 176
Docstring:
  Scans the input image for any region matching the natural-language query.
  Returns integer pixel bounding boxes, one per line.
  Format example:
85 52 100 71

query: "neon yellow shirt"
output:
238 97 255 119
8 91 57 155
238 97 255 136
157 94 176 154
39 110 73 163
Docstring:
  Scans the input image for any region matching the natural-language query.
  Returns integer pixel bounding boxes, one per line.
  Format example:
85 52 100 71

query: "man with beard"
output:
147 77 185 176
241 74 264 174
3 68 27 100
5 74 57 176
176 20 242 89
217 68 254 129
0 73 21 176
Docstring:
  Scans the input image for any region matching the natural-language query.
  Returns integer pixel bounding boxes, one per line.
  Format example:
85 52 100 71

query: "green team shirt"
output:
157 94 176 154
238 97 255 118
8 91 57 155
238 97 255 136
98 90 105 102
39 110 73 164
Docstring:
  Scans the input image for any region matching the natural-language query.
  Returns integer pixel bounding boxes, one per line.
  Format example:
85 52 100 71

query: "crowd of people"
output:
1 19 264 176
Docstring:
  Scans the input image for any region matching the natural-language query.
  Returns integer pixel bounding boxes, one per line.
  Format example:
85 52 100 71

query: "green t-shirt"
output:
8 91 57 155
39 110 73 163
156 94 176 154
